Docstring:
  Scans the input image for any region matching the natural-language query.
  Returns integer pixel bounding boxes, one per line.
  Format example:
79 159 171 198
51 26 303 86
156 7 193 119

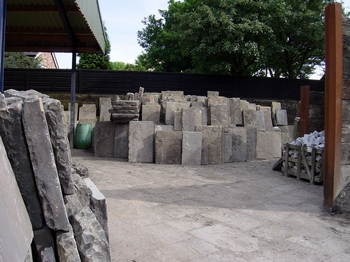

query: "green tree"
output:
77 27 111 69
4 52 42 68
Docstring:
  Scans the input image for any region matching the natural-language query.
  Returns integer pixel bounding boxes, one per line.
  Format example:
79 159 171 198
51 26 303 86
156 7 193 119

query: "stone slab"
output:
22 97 70 231
174 110 182 131
256 111 266 131
246 127 257 161
224 133 233 163
256 130 281 160
56 225 80 262
155 131 183 164
4 88 49 100
114 124 129 159
129 121 155 163
196 126 223 165
210 104 229 127
165 102 190 125
229 98 242 125
154 125 174 132
182 107 206 131
243 109 257 127
142 104 161 122
99 97 112 122
182 131 202 165
263 110 273 131
231 127 248 162
276 109 288 126
79 104 96 121
33 227 56 262
0 137 33 262
94 121 116 157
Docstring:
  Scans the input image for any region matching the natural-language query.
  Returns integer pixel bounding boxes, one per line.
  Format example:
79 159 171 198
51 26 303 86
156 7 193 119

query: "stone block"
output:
142 93 161 105
114 124 129 159
0 137 33 262
0 101 44 229
43 98 75 195
0 93 6 108
85 178 109 240
248 103 257 110
256 130 282 160
94 121 116 157
174 110 182 131
276 109 288 126
33 227 56 262
129 121 155 163
208 96 228 106
4 88 49 100
210 104 229 127
79 104 96 121
224 133 233 163
71 172 92 208
229 98 242 125
231 127 248 162
246 127 257 161
111 99 141 112
182 131 202 165
154 125 174 132
256 110 266 131
155 131 183 164
99 97 112 122
271 101 281 116
165 101 190 125
207 91 219 97
243 109 257 127
240 100 249 112
263 110 273 131
182 107 206 131
142 104 161 122
162 91 184 100
56 225 80 262
196 126 224 165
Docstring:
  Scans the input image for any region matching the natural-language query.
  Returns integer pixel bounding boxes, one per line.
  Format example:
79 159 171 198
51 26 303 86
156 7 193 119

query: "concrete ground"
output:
72 149 350 262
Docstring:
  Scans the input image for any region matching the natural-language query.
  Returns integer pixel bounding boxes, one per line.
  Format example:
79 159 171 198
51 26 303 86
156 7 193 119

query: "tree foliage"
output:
138 0 327 78
4 52 42 68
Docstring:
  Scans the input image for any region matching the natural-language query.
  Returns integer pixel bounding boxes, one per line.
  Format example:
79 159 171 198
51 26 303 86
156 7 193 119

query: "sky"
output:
55 0 350 71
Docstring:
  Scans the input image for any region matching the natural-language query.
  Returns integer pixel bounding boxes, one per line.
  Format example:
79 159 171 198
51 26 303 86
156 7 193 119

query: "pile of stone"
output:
0 89 110 261
94 90 290 164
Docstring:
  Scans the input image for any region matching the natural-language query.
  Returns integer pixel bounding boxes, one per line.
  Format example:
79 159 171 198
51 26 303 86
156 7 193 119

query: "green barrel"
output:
75 123 92 149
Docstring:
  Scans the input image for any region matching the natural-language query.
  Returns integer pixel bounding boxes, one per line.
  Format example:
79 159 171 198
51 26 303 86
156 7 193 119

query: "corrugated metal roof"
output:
5 0 106 54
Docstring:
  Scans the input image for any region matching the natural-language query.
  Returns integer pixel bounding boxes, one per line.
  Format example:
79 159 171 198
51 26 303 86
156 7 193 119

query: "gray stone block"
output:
0 101 44 229
231 127 248 162
162 91 184 101
79 104 96 121
182 107 206 131
71 172 92 208
142 93 161 105
256 130 281 160
165 101 190 125
0 137 33 262
224 133 233 163
4 88 49 100
243 109 257 127
229 98 242 125
276 109 288 126
154 125 174 132
56 225 80 262
43 98 75 195
22 98 70 231
210 104 229 127
263 110 273 131
114 124 129 159
142 104 161 122
129 121 155 163
207 91 219 97
0 93 6 108
33 227 56 262
246 127 257 161
256 110 266 131
94 121 116 157
174 110 182 131
155 131 183 164
196 126 223 165
99 97 112 122
182 131 202 165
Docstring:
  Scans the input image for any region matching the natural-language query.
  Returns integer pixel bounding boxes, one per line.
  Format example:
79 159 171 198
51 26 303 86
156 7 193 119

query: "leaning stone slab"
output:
0 101 44 229
174 110 182 131
229 98 242 125
22 97 70 232
70 207 111 262
246 127 257 161
43 98 75 195
276 109 288 126
263 110 273 131
56 225 80 262
210 104 229 127
114 124 129 159
155 131 183 164
196 126 223 165
71 172 92 208
142 104 161 122
129 121 155 163
231 127 248 162
165 101 190 125
99 97 112 122
0 93 6 108
256 110 266 131
182 107 206 131
224 133 233 163
243 109 257 127
94 121 116 157
0 137 33 262
85 178 109 240
256 130 281 160
182 131 202 165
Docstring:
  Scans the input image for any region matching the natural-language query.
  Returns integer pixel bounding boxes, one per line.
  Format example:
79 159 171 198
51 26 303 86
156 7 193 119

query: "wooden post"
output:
324 3 343 208
299 85 310 137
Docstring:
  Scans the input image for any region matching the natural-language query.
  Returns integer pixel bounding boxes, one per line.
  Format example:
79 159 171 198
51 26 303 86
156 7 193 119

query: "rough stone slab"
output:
208 96 228 106
0 101 44 229
72 161 89 178
256 111 266 131
94 121 116 157
231 127 248 162
0 137 33 262
229 98 242 125
165 102 190 125
72 172 92 208
129 121 155 163
114 124 129 159
182 131 202 165
56 225 80 262
240 100 249 113
196 126 223 165
142 104 161 122
263 110 273 131
43 98 75 195
271 101 281 116
248 103 257 110
243 109 257 127
207 91 219 97
162 91 184 100
0 93 6 108
4 88 49 99
22 98 70 231
79 104 96 120
182 107 206 131
154 125 174 132
224 133 233 163
41 247 56 262
110 113 139 122
85 178 109 240
33 227 56 262
70 207 111 262
111 100 141 111
256 130 281 160
276 109 288 126
174 110 182 131
99 97 112 122
246 127 257 161
210 104 229 127
141 93 161 105
155 131 183 164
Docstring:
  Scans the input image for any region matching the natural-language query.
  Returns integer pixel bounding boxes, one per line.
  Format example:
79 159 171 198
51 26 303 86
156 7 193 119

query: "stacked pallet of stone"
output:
282 130 324 184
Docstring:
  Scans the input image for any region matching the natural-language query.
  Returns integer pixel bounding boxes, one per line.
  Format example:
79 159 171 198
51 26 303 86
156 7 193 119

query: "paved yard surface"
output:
72 149 350 262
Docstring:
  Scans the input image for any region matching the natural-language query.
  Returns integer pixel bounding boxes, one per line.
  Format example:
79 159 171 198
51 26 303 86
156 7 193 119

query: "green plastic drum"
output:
75 123 92 149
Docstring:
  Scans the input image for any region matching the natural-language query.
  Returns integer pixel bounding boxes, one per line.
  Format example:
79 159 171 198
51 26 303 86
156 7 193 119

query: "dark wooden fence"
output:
4 69 324 100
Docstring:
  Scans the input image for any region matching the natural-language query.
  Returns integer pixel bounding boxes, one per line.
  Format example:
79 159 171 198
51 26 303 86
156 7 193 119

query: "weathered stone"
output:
110 113 139 122
210 104 229 127
129 121 155 163
182 131 202 165
72 172 92 207
271 101 281 125
94 121 116 157
256 110 266 131
208 96 228 106
0 93 6 108
0 101 44 229
229 98 242 125
154 125 174 132
111 99 141 111
43 98 75 195
0 137 33 262
155 131 183 164
5 96 22 106
41 247 56 262
224 133 233 163
240 100 249 113
70 207 111 262
4 88 49 99
142 104 161 122
207 91 219 97
78 104 96 121
276 109 288 126
141 92 161 105
56 225 80 262
114 124 129 159
99 97 112 122
33 227 56 262
165 101 190 125
231 127 248 162
256 130 281 160
71 160 89 178
174 110 182 131
243 109 257 127
196 126 223 165
64 193 84 218
263 110 273 131
182 107 206 131
85 178 109 240
246 127 257 161
248 103 257 110
333 182 350 215
162 91 184 101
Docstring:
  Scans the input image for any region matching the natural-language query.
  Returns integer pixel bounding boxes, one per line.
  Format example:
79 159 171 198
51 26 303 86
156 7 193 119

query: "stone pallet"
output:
282 143 323 184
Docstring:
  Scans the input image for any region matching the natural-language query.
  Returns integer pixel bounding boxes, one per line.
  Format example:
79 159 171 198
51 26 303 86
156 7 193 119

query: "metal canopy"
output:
5 0 106 54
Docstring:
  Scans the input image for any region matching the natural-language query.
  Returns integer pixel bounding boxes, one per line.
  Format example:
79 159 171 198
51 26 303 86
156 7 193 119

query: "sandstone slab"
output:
129 121 155 163
155 131 183 164
94 121 116 157
114 124 129 159
182 131 202 165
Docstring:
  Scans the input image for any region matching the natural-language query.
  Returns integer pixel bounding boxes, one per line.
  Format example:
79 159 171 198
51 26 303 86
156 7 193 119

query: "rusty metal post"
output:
324 3 343 208
299 85 310 137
